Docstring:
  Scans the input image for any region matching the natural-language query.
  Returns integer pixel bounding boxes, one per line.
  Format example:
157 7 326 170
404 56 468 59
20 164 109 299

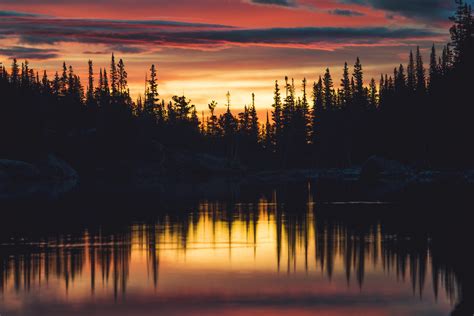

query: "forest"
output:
0 0 473 174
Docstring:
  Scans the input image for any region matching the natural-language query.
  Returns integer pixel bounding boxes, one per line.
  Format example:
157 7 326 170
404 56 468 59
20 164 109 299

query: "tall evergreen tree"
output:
450 0 474 66
282 76 295 128
323 69 334 109
352 57 364 104
429 44 439 91
41 70 50 94
61 62 68 96
249 93 259 143
415 46 426 93
395 64 406 93
407 50 416 92
86 60 95 106
341 62 351 108
311 76 324 145
117 59 128 96
271 80 283 148
52 71 60 97
11 59 19 87
145 64 159 115
368 78 377 109
110 53 118 97
207 100 219 137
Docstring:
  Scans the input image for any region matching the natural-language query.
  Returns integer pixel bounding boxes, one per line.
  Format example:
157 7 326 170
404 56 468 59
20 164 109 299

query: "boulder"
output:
166 150 245 177
37 154 79 197
0 160 41 199
0 154 78 200
360 156 413 183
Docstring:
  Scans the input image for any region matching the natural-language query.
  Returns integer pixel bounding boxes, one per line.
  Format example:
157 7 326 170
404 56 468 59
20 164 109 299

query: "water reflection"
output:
0 193 462 316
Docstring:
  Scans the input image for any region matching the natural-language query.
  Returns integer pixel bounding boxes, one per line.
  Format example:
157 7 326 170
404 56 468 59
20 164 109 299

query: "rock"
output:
360 156 413 183
465 170 474 184
0 159 40 179
37 154 79 197
166 150 245 177
0 154 78 200
0 160 41 199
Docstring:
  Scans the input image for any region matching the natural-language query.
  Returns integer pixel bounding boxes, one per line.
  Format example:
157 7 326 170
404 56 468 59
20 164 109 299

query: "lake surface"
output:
0 183 468 316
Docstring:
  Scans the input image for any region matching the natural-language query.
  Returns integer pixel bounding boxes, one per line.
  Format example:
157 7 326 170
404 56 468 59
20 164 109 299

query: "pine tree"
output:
145 64 159 115
415 46 426 93
407 50 416 92
429 44 439 91
264 110 272 149
238 105 250 135
41 71 50 94
172 95 193 121
11 59 19 87
341 62 351 108
449 0 474 66
301 78 310 141
282 76 295 128
110 53 118 97
200 111 206 134
323 68 334 109
207 100 219 136
67 65 75 95
156 100 166 125
52 71 61 97
379 74 385 105
302 78 309 115
311 76 324 146
368 78 377 109
395 64 406 93
353 57 365 106
61 62 68 96
219 91 237 138
103 69 110 104
86 60 95 106
441 45 452 76
249 93 259 143
21 61 30 88
117 59 128 96
190 105 200 132
271 80 283 148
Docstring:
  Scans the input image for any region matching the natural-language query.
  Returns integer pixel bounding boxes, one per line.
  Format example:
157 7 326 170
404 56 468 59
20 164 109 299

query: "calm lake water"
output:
0 183 467 316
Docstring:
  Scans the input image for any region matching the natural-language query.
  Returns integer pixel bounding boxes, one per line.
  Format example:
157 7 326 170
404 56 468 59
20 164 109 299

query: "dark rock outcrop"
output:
0 154 78 200
360 156 414 183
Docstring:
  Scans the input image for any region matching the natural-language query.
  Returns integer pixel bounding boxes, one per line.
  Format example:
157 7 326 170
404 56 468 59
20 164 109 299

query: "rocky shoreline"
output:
1 153 473 202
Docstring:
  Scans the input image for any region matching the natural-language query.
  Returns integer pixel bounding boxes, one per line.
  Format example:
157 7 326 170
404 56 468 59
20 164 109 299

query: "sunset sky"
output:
0 0 471 113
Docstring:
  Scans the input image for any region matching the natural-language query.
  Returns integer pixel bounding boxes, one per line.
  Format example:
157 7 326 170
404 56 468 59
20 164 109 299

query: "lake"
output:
0 182 469 316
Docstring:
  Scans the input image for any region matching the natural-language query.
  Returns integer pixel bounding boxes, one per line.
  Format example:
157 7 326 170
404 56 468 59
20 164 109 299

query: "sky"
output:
0 0 471 113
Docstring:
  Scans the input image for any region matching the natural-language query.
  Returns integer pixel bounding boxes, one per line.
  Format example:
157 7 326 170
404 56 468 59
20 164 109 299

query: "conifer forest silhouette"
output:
1 1 474 316
0 1 473 172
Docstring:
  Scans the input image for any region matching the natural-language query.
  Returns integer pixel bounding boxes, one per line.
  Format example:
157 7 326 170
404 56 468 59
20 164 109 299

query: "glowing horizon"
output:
1 0 469 114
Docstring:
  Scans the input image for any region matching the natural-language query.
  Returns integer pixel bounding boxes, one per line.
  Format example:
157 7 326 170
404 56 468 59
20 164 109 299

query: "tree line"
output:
0 0 473 171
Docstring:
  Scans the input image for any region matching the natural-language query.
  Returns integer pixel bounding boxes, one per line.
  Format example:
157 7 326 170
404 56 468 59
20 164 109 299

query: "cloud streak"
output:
245 0 298 7
329 9 366 16
0 11 444 59
338 0 459 21
0 46 59 59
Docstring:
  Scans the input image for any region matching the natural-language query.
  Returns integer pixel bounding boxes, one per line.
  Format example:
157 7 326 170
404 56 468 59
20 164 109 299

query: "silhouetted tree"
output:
415 46 426 93
145 65 158 116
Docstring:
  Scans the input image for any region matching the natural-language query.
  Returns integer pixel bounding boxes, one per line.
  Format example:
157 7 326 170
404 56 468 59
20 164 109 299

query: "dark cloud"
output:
0 10 44 17
82 51 109 55
338 0 459 21
173 27 439 45
0 46 59 59
108 45 147 53
0 12 444 53
246 0 298 7
329 9 365 16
